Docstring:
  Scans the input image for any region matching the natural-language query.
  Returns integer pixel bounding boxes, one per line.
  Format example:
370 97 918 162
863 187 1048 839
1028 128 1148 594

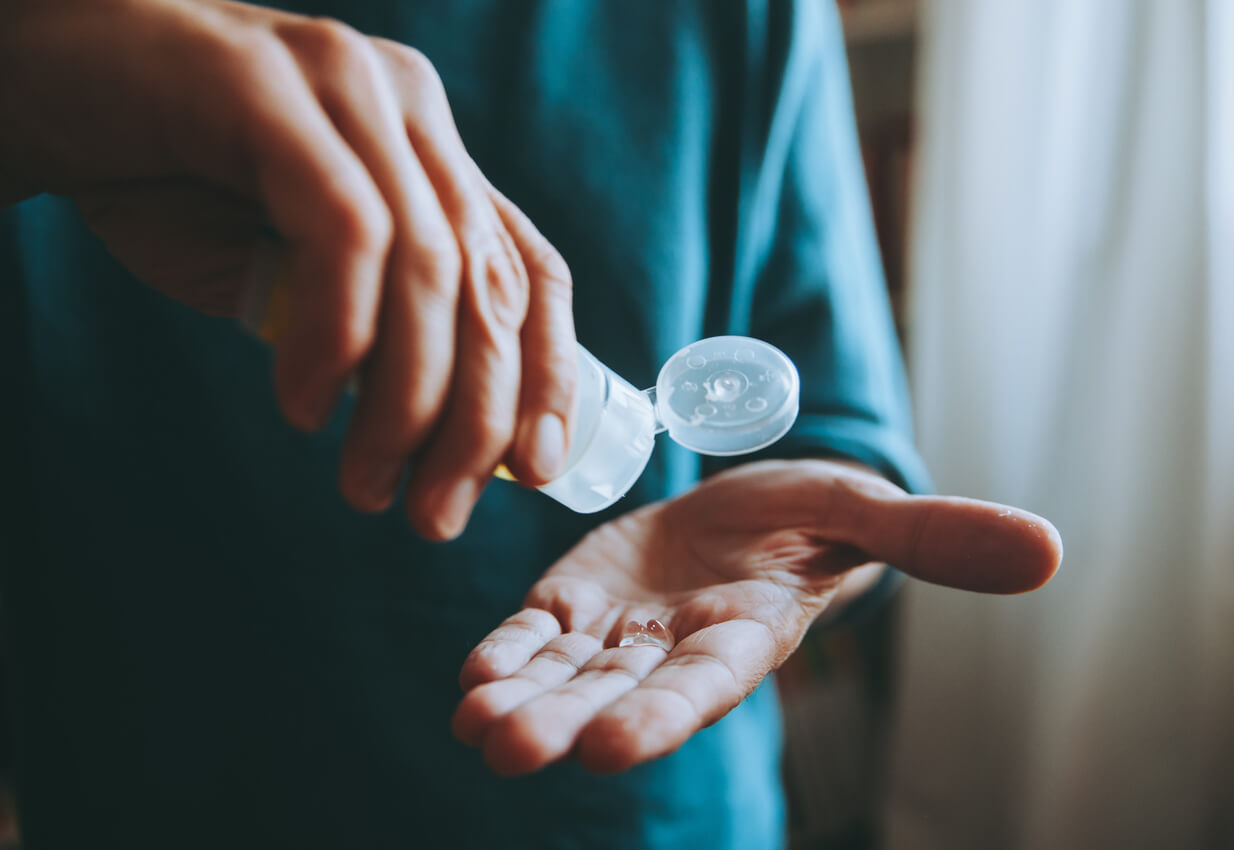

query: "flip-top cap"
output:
655 336 799 456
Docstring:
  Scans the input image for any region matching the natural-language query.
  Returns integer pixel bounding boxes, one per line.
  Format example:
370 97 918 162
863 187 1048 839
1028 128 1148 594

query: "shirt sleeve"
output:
704 0 931 499
702 1 931 622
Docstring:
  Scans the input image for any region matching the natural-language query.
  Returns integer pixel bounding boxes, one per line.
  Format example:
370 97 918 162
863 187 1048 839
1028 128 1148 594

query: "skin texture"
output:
0 0 578 539
453 459 1063 776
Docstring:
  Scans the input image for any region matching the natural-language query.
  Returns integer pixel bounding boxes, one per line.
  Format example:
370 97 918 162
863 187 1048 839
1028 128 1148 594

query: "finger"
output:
375 41 531 539
486 186 577 485
457 608 561 690
810 468 1064 593
521 574 617 637
238 35 391 430
865 495 1063 593
696 461 1063 594
480 644 669 776
276 20 463 512
452 631 601 747
575 620 778 774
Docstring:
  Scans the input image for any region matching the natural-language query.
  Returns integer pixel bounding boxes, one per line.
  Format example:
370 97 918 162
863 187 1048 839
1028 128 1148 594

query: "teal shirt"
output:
0 2 928 847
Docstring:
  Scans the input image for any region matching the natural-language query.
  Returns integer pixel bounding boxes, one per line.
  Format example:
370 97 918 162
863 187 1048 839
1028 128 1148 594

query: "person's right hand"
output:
0 0 577 539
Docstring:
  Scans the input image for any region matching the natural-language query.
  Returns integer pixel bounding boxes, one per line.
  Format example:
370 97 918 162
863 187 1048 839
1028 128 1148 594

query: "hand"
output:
0 0 576 538
452 459 1062 775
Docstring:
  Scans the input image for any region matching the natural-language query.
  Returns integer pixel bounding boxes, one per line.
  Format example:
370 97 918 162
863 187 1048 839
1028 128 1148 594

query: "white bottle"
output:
539 336 800 513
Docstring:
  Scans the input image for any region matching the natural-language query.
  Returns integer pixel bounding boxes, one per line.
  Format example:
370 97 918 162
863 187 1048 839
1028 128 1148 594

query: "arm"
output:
715 0 927 620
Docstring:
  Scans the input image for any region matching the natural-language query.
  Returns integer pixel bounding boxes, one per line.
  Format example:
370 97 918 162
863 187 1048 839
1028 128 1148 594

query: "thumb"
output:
829 484 1064 594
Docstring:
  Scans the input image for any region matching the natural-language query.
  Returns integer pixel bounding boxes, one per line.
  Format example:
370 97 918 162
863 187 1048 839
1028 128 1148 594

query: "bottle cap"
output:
655 336 800 456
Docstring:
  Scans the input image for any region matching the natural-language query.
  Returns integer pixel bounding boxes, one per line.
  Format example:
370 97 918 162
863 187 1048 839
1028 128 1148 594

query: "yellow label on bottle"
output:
258 269 294 345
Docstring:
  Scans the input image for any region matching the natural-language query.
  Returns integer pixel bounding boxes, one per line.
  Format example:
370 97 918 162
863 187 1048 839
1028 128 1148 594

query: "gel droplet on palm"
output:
538 336 799 512
619 618 675 651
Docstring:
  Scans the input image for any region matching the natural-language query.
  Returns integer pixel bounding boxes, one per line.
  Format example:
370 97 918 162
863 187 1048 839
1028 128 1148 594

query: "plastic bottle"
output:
243 265 799 513
539 336 799 512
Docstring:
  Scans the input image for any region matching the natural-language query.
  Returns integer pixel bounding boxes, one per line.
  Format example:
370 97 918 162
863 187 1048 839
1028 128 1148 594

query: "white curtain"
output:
886 1 1234 848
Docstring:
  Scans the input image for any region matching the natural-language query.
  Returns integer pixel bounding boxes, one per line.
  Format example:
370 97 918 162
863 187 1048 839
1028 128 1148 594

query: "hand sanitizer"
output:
537 335 799 512
243 256 799 514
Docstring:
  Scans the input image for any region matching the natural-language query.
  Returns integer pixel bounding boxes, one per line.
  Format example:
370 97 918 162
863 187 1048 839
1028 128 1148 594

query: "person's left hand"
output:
452 459 1062 775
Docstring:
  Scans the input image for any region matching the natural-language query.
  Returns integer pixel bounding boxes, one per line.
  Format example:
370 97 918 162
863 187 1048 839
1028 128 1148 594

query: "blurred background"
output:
0 2 1228 849
778 1 1234 848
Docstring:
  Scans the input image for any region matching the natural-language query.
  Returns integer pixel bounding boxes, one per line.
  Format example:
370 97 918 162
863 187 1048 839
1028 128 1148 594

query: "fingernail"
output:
360 462 402 511
437 478 477 540
296 391 335 432
522 413 566 481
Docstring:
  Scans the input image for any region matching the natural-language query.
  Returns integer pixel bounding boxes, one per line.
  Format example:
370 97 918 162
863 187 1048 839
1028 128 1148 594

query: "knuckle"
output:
327 193 394 258
385 387 438 446
530 245 574 303
290 18 375 75
320 310 374 370
216 29 291 91
465 233 530 331
400 46 442 84
408 239 462 302
380 43 446 94
460 402 515 455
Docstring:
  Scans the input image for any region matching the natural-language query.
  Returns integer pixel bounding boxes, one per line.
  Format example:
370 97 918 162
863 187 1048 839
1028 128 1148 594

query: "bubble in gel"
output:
707 369 748 402
746 397 768 412
681 381 698 392
695 403 717 418
619 618 675 651
687 355 707 368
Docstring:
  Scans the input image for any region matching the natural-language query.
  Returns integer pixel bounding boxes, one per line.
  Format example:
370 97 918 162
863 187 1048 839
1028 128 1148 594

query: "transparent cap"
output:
654 336 800 456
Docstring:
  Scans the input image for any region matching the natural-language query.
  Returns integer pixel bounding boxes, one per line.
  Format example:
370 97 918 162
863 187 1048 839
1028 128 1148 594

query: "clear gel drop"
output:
618 618 675 652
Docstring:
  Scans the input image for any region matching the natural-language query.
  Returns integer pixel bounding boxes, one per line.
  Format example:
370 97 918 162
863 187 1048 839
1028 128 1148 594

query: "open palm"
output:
453 460 1061 775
